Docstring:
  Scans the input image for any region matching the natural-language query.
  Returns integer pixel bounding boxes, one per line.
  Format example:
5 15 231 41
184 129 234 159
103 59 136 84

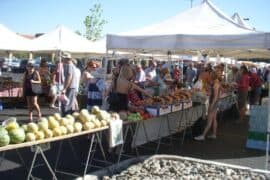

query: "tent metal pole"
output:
181 56 184 84
58 50 62 113
265 83 270 170
102 50 109 110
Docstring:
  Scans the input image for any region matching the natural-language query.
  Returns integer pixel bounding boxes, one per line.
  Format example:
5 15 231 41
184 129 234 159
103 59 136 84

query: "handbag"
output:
31 83 43 94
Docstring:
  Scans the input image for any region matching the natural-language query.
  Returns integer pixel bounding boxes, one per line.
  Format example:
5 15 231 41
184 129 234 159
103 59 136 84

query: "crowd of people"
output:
21 54 269 139
194 63 267 141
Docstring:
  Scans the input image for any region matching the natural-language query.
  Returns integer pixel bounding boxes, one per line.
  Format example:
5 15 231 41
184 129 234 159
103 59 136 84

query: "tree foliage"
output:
84 3 107 41
75 30 82 36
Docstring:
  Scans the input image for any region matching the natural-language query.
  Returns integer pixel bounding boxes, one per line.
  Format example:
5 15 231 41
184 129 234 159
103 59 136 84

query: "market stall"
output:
0 107 117 179
105 0 270 168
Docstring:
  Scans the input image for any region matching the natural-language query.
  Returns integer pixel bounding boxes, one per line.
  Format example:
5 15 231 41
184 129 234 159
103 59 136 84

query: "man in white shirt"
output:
135 64 146 83
61 52 78 115
145 61 157 81
72 59 81 111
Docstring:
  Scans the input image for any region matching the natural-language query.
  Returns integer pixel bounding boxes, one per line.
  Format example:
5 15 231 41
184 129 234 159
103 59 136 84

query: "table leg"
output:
0 151 5 167
27 146 57 180
54 141 63 172
83 134 95 178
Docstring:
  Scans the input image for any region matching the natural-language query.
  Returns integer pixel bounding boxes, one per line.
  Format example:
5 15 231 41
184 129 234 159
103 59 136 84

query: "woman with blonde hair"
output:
195 71 221 140
109 65 151 112
22 62 42 121
81 60 102 110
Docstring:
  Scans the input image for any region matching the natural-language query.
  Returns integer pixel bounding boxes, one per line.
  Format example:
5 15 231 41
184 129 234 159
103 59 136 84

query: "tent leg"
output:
266 84 270 170
266 133 269 170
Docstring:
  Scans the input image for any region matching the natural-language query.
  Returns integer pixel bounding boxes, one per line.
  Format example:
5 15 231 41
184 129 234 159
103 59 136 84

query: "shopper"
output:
145 60 157 81
195 71 221 141
135 64 146 84
109 65 152 112
61 52 77 116
38 58 51 96
249 67 262 105
236 65 250 122
185 63 197 88
49 60 64 108
22 62 42 121
71 59 81 111
81 60 102 111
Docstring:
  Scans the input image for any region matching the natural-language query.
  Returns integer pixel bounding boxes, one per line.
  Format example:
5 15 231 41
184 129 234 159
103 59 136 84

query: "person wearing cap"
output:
81 60 102 111
61 52 78 116
22 62 42 121
249 67 262 105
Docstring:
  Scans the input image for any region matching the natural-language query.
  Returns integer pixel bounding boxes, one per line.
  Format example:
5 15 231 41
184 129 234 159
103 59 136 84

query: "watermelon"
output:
0 127 8 135
9 128 25 144
0 127 10 147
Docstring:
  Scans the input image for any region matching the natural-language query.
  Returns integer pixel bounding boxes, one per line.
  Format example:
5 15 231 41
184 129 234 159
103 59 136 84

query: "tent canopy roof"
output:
32 25 97 53
0 24 33 52
120 0 258 36
106 0 270 58
231 12 254 31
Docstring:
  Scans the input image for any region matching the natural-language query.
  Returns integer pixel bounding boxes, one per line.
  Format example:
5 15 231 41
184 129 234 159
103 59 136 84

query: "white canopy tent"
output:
106 0 270 57
32 25 99 55
106 0 270 169
231 12 255 31
0 24 33 52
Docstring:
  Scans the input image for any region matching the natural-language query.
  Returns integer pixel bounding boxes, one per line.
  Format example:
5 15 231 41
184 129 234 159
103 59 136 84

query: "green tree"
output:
75 30 82 36
84 3 107 41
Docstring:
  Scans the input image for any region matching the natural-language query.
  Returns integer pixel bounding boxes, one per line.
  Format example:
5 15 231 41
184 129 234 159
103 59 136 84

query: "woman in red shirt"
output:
249 68 262 105
237 65 250 122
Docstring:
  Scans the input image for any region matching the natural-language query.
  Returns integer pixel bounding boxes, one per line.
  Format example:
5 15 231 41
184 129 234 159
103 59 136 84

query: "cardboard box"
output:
171 103 183 112
146 105 171 116
183 101 192 109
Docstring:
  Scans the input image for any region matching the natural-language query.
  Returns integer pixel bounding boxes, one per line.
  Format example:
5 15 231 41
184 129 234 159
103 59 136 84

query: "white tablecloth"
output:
132 105 205 147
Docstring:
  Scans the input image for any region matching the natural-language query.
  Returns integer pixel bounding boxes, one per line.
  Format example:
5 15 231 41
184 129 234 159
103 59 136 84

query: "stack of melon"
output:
0 117 26 147
0 107 120 146
22 113 81 142
76 106 110 131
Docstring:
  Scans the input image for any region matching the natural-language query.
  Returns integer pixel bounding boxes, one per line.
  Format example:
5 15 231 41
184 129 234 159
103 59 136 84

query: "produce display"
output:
127 113 142 122
133 90 192 107
0 106 120 147
0 127 10 147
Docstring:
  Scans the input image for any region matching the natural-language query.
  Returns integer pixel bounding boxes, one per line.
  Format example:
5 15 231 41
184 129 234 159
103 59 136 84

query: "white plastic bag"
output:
57 94 69 105
193 79 203 90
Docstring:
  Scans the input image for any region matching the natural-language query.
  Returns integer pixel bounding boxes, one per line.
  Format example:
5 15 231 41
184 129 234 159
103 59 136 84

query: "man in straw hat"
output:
61 52 78 115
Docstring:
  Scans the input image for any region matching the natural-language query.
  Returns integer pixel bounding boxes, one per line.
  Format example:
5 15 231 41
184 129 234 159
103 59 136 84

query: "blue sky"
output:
0 0 269 36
